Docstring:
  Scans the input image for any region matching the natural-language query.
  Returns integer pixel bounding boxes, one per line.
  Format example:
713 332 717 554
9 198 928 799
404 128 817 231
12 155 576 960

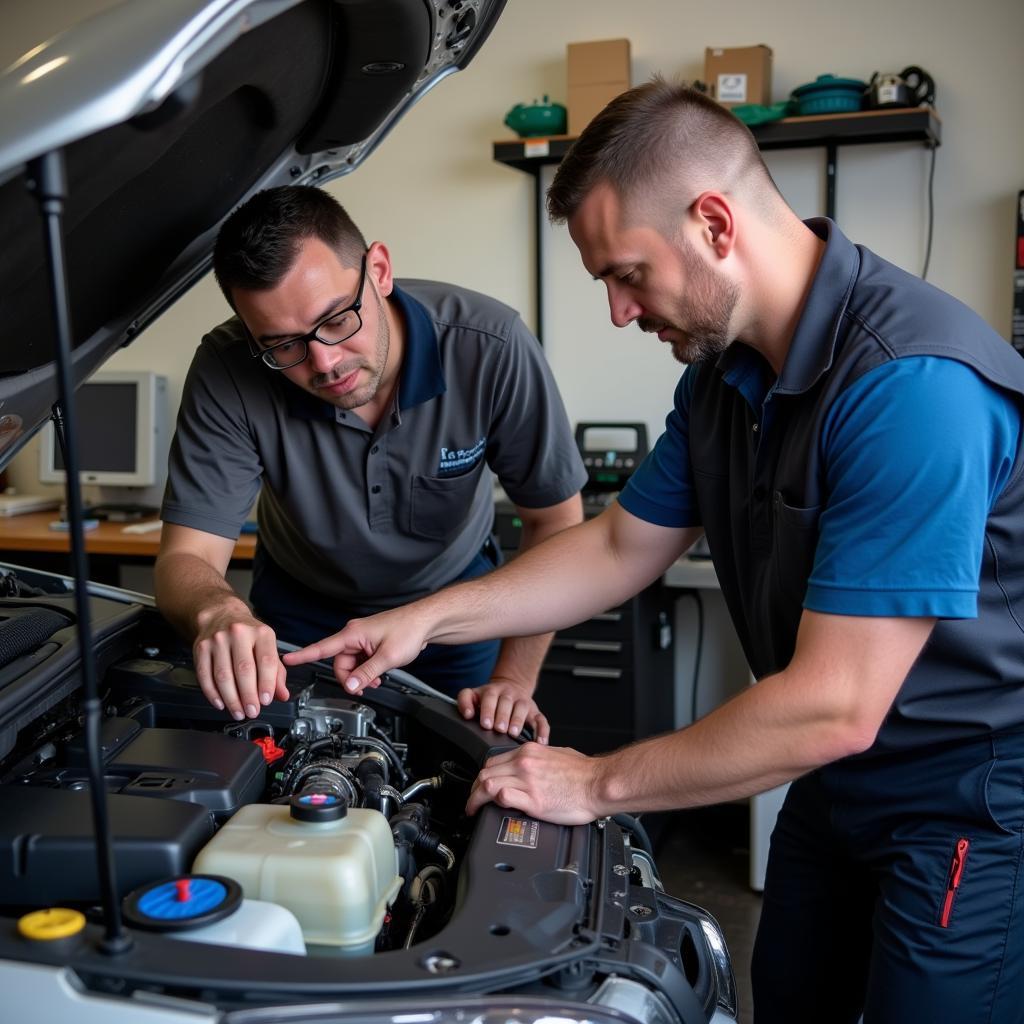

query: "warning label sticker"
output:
497 816 540 849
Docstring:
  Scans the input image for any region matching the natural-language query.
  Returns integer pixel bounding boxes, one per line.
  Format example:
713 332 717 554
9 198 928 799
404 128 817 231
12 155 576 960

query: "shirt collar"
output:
773 217 860 395
279 282 446 422
391 283 446 411
713 217 860 404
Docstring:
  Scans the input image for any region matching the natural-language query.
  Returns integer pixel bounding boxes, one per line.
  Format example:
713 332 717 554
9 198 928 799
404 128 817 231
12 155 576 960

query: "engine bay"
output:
0 579 735 1021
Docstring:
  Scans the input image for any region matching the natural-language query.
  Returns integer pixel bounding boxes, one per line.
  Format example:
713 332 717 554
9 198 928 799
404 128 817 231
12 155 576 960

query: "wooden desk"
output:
0 511 256 560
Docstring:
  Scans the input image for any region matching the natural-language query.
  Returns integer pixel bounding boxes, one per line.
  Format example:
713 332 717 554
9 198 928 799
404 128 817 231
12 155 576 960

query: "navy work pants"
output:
751 730 1024 1023
249 539 503 697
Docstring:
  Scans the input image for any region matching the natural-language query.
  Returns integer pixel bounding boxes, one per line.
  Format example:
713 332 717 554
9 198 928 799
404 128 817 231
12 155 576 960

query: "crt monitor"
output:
38 370 169 489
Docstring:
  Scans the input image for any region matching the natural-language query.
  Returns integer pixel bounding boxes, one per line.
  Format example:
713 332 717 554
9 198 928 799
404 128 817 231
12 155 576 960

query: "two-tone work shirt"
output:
620 219 1024 753
162 279 587 612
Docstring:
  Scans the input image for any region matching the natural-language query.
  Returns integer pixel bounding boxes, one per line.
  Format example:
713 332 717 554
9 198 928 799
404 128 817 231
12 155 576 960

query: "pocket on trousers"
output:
983 754 1024 835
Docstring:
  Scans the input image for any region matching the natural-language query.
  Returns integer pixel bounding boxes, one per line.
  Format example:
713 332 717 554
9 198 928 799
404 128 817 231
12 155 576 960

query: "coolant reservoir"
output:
193 794 401 955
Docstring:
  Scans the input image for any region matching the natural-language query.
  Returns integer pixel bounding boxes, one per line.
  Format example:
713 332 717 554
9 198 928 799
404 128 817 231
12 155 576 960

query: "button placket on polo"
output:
748 393 779 554
366 407 399 531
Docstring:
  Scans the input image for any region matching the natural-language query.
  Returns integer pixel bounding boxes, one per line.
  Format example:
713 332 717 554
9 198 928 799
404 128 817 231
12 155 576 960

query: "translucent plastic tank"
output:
193 796 401 955
167 898 307 955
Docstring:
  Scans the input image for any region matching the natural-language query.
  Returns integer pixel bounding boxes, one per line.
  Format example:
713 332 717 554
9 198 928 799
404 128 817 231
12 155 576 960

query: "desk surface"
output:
0 511 257 560
664 556 719 590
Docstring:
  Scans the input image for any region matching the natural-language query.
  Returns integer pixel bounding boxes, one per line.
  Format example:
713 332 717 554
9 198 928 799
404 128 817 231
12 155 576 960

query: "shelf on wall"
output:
492 107 942 341
493 106 942 173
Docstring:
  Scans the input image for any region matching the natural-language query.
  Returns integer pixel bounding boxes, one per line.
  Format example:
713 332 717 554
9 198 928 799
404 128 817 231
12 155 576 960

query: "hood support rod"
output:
28 149 131 955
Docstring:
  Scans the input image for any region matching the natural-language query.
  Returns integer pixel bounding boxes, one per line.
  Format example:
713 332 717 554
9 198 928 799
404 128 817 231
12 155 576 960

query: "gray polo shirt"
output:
162 280 587 611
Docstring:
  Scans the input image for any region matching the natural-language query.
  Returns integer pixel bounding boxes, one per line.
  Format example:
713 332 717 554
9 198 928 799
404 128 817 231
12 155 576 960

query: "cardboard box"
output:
566 38 631 135
1012 190 1024 355
704 44 772 107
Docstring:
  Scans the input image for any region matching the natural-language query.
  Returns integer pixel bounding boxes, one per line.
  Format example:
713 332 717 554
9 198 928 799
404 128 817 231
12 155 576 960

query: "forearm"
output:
154 551 251 641
417 513 660 648
589 673 841 815
589 612 933 815
489 634 549 693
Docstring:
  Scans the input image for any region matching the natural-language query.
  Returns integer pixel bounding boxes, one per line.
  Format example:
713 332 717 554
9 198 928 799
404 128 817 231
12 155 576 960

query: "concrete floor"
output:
652 804 762 1024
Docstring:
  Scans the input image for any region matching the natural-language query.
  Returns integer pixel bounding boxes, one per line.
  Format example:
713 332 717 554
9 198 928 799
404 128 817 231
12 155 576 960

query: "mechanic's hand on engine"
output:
458 679 550 743
465 743 602 824
281 608 429 694
193 607 289 720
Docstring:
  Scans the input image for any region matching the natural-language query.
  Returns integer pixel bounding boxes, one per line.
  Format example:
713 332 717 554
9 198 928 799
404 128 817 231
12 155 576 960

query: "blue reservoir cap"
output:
123 874 242 932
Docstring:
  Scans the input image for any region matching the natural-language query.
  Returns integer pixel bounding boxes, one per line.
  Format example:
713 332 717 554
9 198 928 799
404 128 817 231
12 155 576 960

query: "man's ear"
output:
691 192 736 259
367 240 395 297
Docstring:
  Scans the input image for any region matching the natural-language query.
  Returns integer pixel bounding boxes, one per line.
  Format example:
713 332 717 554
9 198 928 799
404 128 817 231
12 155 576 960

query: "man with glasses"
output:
154 186 585 738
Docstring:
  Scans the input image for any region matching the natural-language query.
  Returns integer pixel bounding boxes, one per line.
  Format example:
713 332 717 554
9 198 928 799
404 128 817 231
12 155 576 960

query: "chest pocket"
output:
772 494 821 608
410 467 484 541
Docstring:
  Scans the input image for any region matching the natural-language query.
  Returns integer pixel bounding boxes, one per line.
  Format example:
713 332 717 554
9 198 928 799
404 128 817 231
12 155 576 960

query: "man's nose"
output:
307 337 343 373
608 290 640 329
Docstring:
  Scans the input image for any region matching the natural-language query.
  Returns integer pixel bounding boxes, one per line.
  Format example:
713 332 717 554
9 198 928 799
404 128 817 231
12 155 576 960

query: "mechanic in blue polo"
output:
153 186 585 740
284 82 1024 1022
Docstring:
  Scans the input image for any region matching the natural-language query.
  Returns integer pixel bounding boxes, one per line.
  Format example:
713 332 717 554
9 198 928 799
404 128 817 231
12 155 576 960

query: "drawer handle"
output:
570 667 622 679
571 641 622 652
591 612 622 622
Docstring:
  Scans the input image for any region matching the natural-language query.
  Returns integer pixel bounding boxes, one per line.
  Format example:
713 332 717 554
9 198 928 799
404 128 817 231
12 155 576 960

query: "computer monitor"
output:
38 370 169 489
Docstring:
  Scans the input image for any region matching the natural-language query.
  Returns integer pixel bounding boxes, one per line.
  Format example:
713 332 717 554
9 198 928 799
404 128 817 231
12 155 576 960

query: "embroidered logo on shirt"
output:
438 436 486 474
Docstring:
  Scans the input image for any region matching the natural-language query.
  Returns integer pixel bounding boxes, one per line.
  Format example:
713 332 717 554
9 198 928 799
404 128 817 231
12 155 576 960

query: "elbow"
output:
820 711 884 762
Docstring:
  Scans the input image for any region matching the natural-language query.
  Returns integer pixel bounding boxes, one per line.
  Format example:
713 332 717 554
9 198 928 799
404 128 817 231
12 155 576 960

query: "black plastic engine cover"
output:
24 722 267 821
0 787 214 907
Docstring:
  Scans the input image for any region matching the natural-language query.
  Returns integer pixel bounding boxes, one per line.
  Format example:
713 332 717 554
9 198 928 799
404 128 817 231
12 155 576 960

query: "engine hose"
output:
291 759 359 805
401 775 441 802
346 736 409 787
379 784 403 819
435 842 456 872
612 812 654 857
356 751 390 784
360 772 385 813
403 864 446 949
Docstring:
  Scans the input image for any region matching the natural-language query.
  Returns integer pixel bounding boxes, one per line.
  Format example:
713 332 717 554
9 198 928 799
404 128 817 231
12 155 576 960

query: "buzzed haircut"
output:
547 77 783 227
213 186 367 306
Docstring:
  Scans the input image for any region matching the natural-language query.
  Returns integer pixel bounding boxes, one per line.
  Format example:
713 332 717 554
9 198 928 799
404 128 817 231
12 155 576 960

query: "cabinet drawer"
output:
557 605 632 642
545 639 630 671
536 667 634 732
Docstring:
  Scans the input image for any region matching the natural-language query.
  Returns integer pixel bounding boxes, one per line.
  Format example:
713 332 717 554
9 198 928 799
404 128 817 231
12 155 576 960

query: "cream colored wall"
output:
6 0 1024 489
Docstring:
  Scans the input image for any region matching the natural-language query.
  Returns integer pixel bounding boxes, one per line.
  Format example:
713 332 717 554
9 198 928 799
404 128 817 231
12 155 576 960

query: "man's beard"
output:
638 240 740 365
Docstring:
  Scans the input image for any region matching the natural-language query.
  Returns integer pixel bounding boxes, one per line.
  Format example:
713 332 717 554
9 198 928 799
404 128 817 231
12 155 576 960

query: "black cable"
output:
688 590 704 725
611 812 654 857
921 143 937 280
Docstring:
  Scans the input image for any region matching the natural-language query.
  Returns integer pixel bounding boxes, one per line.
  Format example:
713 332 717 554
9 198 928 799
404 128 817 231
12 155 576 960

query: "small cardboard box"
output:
567 38 631 135
704 44 773 107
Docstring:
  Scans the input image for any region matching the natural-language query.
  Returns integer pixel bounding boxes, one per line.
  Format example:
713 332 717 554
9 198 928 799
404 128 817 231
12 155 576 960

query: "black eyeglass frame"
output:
248 253 368 370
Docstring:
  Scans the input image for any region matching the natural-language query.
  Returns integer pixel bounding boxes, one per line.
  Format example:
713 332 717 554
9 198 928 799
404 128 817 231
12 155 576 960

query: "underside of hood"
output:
0 0 504 467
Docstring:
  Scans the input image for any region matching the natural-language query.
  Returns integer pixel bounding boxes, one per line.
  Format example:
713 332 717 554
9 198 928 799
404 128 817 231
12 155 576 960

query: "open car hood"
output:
0 0 504 468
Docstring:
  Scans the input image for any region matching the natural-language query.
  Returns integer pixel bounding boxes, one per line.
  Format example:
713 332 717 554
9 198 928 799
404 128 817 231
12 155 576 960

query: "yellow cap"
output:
17 908 86 941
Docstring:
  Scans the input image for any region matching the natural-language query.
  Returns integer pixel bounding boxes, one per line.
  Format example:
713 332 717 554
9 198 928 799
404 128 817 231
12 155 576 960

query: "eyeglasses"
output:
251 254 367 370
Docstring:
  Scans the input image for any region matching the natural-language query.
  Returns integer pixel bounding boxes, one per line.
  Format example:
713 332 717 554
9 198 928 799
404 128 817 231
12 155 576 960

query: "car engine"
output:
0 577 736 1022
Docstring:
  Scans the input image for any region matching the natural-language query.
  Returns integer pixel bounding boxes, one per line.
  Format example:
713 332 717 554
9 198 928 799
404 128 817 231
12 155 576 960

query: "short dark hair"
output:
213 186 367 306
547 77 779 225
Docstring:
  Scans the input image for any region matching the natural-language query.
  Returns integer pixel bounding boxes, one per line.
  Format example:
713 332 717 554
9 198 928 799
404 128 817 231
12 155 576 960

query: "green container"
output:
790 75 867 116
504 95 567 138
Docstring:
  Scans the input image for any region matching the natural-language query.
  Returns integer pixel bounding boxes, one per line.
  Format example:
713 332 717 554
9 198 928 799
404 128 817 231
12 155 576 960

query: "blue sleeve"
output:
806 356 1021 618
618 368 702 528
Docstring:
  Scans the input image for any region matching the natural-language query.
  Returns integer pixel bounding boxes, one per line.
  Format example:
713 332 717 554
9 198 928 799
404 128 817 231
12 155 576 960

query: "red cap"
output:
253 735 286 764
